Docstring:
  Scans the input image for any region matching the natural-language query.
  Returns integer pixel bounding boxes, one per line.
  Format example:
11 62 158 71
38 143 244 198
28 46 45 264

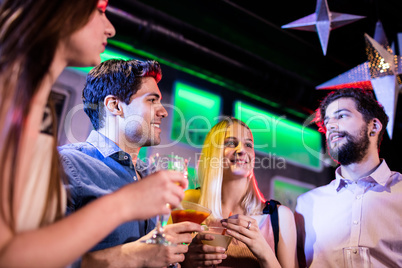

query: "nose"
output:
325 117 338 131
105 16 116 38
157 104 168 118
234 141 245 155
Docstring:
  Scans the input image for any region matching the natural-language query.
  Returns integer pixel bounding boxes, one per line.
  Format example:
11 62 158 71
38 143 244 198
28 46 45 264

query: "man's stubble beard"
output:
328 124 370 166
123 120 161 149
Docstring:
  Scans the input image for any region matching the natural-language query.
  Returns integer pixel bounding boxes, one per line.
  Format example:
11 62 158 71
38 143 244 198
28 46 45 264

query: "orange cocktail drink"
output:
171 201 211 224
171 209 210 224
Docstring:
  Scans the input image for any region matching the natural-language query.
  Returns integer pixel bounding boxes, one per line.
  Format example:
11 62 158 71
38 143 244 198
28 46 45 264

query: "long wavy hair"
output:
0 0 98 231
198 117 265 220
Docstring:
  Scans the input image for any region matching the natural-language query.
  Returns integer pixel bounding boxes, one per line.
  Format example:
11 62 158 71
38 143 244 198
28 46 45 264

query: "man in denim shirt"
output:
59 59 203 267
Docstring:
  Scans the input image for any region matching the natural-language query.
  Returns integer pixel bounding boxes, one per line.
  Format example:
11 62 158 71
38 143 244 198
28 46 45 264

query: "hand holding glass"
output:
142 154 186 245
200 226 233 251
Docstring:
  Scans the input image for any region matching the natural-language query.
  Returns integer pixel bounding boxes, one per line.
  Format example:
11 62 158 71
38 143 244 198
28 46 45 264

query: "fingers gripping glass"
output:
142 154 187 246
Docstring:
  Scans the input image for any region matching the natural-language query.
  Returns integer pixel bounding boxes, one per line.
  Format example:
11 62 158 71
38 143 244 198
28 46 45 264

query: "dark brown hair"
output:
315 88 389 148
0 0 98 231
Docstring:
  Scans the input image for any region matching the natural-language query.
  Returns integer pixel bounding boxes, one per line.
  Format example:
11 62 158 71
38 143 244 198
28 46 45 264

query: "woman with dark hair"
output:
0 0 186 266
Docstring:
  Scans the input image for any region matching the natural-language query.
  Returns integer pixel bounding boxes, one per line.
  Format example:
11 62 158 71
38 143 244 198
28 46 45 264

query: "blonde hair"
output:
198 117 265 220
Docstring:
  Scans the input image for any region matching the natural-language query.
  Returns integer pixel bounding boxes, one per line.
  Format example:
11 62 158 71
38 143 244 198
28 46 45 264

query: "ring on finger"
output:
246 220 251 230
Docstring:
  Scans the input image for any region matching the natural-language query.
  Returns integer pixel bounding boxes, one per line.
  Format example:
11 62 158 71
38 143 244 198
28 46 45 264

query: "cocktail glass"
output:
200 226 233 251
171 200 211 224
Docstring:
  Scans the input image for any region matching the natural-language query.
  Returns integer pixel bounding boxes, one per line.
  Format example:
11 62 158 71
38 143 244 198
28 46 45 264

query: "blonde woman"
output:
183 118 298 268
0 0 186 266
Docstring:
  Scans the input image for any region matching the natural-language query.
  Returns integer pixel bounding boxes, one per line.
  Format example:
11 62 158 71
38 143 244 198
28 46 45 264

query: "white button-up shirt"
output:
295 160 402 267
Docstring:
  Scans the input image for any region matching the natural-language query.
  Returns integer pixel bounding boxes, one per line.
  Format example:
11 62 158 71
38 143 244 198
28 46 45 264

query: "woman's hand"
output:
116 170 187 222
221 214 280 268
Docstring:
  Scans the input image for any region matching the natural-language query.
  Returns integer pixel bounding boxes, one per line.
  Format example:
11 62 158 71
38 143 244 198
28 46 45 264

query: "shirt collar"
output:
334 159 392 191
86 130 149 176
368 159 392 186
86 130 122 158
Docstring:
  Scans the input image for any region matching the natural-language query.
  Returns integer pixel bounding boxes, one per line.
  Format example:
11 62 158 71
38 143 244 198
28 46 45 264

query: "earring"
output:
370 131 375 136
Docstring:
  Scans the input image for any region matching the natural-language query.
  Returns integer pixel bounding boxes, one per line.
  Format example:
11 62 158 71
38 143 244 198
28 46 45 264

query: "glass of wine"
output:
142 154 187 245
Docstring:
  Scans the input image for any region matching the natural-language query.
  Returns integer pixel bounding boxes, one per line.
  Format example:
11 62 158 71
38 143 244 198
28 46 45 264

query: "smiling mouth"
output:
329 132 346 143
230 159 248 165
151 123 160 128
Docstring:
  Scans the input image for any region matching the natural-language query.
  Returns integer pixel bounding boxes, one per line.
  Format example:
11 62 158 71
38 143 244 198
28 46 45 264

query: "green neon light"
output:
138 147 148 162
107 40 306 119
234 101 322 169
177 88 216 109
273 179 314 211
68 40 307 120
67 48 135 74
274 180 312 194
186 166 198 190
171 81 221 147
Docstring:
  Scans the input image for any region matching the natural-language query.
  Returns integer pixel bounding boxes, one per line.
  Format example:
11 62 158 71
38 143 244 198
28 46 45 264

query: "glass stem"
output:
153 215 165 238
157 215 164 234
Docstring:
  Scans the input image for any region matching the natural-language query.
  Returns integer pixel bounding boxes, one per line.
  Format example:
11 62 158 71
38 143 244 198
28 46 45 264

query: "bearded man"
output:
295 88 402 267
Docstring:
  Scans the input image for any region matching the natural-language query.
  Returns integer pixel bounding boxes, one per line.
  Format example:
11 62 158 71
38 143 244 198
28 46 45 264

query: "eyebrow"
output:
147 93 161 100
324 108 351 122
225 137 253 142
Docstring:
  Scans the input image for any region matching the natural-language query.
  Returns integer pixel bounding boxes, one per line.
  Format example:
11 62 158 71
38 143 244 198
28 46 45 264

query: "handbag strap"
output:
263 199 281 257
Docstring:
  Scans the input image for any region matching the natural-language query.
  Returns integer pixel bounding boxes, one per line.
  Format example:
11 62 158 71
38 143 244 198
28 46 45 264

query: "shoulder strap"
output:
263 199 281 257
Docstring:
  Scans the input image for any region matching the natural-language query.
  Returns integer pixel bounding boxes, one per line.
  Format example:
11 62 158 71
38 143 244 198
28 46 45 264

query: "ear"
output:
104 95 123 116
369 118 383 137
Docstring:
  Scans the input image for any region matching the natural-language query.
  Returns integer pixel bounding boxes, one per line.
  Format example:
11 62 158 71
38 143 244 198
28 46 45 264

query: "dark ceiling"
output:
106 0 402 171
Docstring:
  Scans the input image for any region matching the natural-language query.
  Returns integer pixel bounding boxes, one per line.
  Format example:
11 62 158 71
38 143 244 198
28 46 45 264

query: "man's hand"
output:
82 236 187 268
181 233 227 268
81 222 205 267
164 222 204 244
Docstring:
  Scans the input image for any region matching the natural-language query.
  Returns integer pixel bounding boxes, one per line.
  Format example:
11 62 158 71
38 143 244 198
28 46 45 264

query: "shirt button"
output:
356 195 362 200
353 220 359 225
123 156 128 160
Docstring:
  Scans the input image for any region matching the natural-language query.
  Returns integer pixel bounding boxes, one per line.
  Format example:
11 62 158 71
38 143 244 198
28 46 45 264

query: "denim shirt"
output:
59 131 156 252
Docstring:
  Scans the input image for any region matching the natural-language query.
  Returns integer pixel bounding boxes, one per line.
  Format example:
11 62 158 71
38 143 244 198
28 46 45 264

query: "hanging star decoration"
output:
281 0 365 55
316 21 390 90
316 21 401 139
